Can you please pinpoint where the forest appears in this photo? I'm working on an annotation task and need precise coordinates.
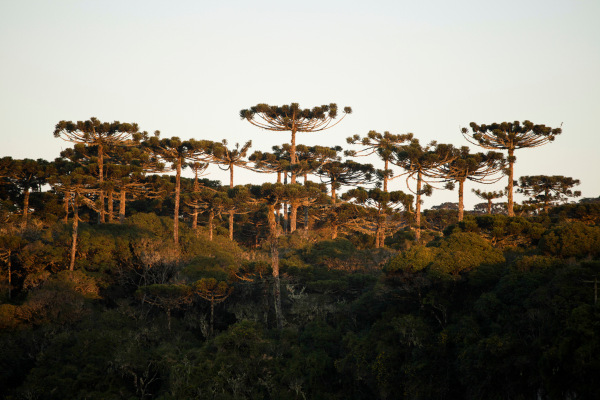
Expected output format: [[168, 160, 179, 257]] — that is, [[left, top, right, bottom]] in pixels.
[[1, 105, 599, 400]]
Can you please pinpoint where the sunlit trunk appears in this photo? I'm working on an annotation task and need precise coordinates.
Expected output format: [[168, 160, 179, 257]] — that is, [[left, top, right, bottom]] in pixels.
[[69, 194, 79, 271], [22, 188, 30, 227], [458, 179, 465, 222], [98, 144, 105, 223], [107, 189, 114, 223], [507, 148, 515, 217], [119, 190, 126, 223], [268, 203, 283, 330], [173, 158, 181, 244], [208, 211, 214, 241], [415, 171, 422, 242]]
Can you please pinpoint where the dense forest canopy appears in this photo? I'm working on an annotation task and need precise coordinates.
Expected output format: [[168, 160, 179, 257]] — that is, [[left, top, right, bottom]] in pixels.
[[0, 113, 599, 400]]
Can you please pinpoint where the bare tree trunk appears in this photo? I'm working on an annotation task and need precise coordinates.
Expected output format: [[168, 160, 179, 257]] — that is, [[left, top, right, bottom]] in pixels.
[[63, 193, 69, 223], [107, 189, 114, 223], [415, 171, 422, 242], [507, 148, 515, 217], [7, 250, 11, 300], [304, 204, 309, 231], [290, 124, 297, 184], [458, 179, 465, 222], [290, 201, 299, 233], [69, 195, 79, 271], [487, 199, 492, 214], [228, 211, 234, 240], [119, 190, 126, 223], [173, 158, 182, 244], [208, 211, 214, 241], [98, 144, 105, 223], [268, 204, 283, 330], [22, 188, 30, 227]]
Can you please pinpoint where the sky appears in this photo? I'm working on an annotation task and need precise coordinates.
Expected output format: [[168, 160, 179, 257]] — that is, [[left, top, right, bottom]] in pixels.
[[1, 0, 599, 209]]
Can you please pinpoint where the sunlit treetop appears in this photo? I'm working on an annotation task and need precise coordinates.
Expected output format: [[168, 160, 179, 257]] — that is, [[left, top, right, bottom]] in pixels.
[[54, 117, 148, 146], [462, 120, 562, 152], [240, 103, 352, 132]]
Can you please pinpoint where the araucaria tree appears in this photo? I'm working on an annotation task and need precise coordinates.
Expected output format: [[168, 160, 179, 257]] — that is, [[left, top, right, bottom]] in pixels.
[[432, 147, 505, 221], [54, 117, 146, 223], [472, 189, 505, 214], [240, 103, 352, 183], [346, 130, 413, 192], [391, 139, 456, 242], [517, 175, 581, 213], [462, 120, 562, 217]]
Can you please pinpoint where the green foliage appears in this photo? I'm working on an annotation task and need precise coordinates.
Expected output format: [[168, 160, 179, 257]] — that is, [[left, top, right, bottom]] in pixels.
[[386, 245, 433, 273], [539, 222, 600, 258], [430, 232, 505, 276]]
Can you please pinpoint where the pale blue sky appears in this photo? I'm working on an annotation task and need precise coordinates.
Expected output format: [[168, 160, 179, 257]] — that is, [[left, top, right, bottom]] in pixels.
[[1, 0, 599, 208]]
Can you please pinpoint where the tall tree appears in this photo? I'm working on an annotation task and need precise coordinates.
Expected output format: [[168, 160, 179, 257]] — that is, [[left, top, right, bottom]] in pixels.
[[240, 103, 352, 183], [432, 147, 505, 221], [144, 135, 206, 243], [200, 139, 252, 240], [343, 188, 413, 248], [54, 117, 147, 223], [346, 131, 413, 192], [462, 120, 562, 216], [0, 158, 49, 227], [193, 278, 233, 336], [391, 139, 456, 242], [472, 189, 505, 214], [517, 175, 581, 213], [314, 159, 375, 204]]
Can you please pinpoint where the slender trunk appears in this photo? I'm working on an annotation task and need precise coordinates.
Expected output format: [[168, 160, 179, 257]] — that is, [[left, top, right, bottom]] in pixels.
[[458, 179, 465, 222], [375, 226, 380, 248], [192, 170, 199, 234], [290, 125, 297, 184], [7, 250, 11, 300], [331, 182, 337, 204], [290, 201, 298, 233], [69, 194, 79, 271], [507, 148, 515, 217], [304, 205, 309, 231], [107, 189, 114, 223], [63, 193, 69, 223], [192, 208, 198, 234], [487, 199, 492, 214], [384, 159, 389, 192], [98, 144, 105, 223], [332, 221, 338, 239], [208, 211, 214, 241], [119, 190, 126, 223], [283, 173, 288, 233], [268, 204, 283, 330], [173, 158, 181, 244], [22, 188, 30, 227], [210, 297, 215, 336], [304, 173, 308, 184], [415, 171, 422, 242], [228, 211, 234, 240]]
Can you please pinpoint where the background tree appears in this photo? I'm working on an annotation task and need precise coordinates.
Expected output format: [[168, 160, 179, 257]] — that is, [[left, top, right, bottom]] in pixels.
[[144, 135, 206, 243], [54, 117, 146, 223], [462, 120, 562, 216], [346, 130, 413, 192], [137, 284, 192, 331], [240, 103, 352, 183], [314, 159, 375, 204], [391, 139, 456, 242], [343, 188, 413, 248], [472, 189, 505, 214], [517, 175, 581, 213], [200, 140, 252, 240], [194, 278, 233, 336], [432, 148, 505, 221], [0, 158, 50, 227], [0, 232, 25, 299]]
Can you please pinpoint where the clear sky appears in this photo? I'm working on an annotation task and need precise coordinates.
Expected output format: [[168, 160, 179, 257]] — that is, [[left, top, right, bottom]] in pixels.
[[1, 0, 599, 209]]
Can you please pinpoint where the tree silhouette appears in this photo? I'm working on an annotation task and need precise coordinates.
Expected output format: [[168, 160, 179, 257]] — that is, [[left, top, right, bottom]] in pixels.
[[194, 278, 233, 336], [517, 175, 581, 213], [462, 120, 562, 216], [240, 103, 351, 183], [314, 159, 375, 204]]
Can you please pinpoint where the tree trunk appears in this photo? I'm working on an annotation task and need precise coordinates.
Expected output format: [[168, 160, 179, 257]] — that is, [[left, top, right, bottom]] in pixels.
[[415, 171, 422, 242], [304, 205, 309, 231], [458, 179, 465, 222], [22, 188, 30, 227], [98, 144, 105, 223], [290, 201, 299, 233], [383, 159, 389, 192], [507, 148, 515, 217], [208, 211, 214, 241], [7, 250, 11, 300], [268, 204, 283, 330], [210, 297, 215, 336], [69, 195, 79, 271], [290, 125, 297, 184], [375, 226, 381, 248], [331, 182, 337, 204], [173, 158, 182, 244], [119, 190, 126, 223], [63, 193, 69, 223], [107, 189, 114, 223], [228, 210, 234, 241], [331, 221, 338, 239], [487, 199, 492, 214]]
